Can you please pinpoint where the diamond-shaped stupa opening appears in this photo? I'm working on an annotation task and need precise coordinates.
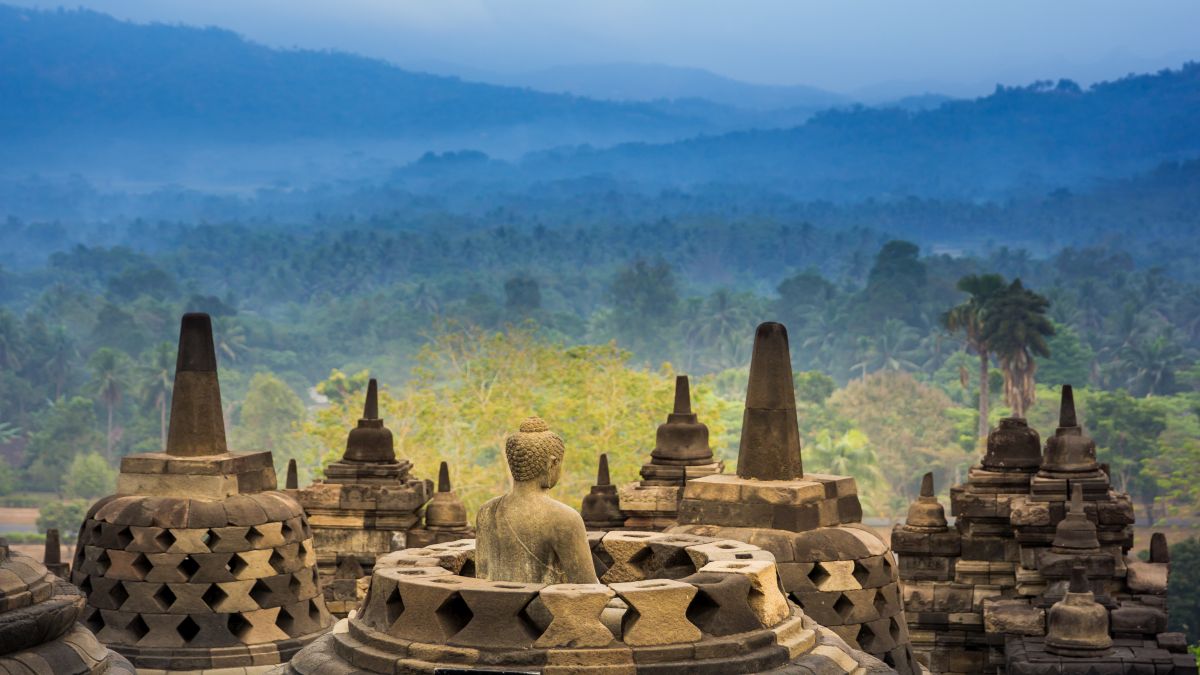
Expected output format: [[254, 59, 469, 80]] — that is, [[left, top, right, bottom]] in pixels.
[[227, 613, 251, 641], [275, 607, 295, 634], [153, 584, 177, 611], [385, 586, 405, 626], [434, 593, 473, 635], [202, 583, 228, 611], [833, 593, 854, 621], [807, 563, 831, 588], [131, 553, 152, 580], [250, 578, 272, 607], [177, 615, 201, 643], [110, 581, 130, 608], [115, 526, 133, 548], [178, 556, 200, 580], [155, 529, 177, 551], [127, 614, 150, 641]]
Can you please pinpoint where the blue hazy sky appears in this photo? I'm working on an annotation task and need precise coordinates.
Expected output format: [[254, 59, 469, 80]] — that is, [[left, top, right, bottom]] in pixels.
[[10, 0, 1200, 95]]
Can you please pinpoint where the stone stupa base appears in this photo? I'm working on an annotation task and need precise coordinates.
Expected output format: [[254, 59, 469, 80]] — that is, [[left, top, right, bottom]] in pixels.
[[668, 474, 920, 674], [278, 533, 896, 674]]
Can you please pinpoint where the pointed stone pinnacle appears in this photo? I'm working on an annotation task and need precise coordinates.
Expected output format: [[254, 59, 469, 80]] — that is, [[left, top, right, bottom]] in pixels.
[[285, 459, 298, 489], [1068, 565, 1089, 594], [597, 453, 611, 486], [920, 472, 935, 498], [44, 529, 61, 565], [673, 375, 692, 414], [176, 313, 218, 372], [1059, 384, 1077, 428], [736, 322, 803, 480], [1149, 532, 1169, 563], [363, 378, 379, 420], [438, 461, 451, 492], [165, 312, 228, 457], [1070, 483, 1083, 512]]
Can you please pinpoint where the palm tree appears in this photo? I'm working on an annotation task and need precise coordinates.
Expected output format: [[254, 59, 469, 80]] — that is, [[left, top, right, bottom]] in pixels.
[[214, 317, 248, 362], [1119, 332, 1184, 397], [942, 274, 1006, 443], [43, 326, 76, 400], [88, 348, 129, 460], [855, 319, 922, 374], [982, 280, 1054, 418], [140, 342, 175, 450]]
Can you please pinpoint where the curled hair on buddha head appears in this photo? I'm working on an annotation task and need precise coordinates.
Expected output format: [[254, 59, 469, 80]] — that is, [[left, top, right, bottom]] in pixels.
[[505, 416, 565, 482]]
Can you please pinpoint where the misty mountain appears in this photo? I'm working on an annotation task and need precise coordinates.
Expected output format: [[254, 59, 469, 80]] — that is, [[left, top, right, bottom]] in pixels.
[[517, 67, 1200, 199], [481, 62, 850, 111], [0, 6, 712, 143]]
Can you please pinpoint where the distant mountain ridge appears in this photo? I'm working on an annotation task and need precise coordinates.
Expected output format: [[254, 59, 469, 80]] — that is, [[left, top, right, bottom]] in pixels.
[[0, 5, 709, 141], [481, 62, 850, 111]]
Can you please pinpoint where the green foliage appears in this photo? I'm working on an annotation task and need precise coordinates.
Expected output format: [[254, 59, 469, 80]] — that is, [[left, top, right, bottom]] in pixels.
[[1039, 322, 1094, 387], [1168, 538, 1200, 643], [23, 397, 103, 492], [1088, 390, 1168, 521], [606, 258, 680, 364], [36, 499, 89, 542], [793, 371, 835, 405], [61, 451, 117, 499], [0, 457, 15, 496], [233, 372, 306, 474]]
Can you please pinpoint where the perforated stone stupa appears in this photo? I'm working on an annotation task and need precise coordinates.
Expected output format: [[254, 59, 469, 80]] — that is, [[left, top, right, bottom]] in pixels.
[[892, 386, 1197, 675], [71, 313, 332, 673], [619, 375, 724, 530], [288, 379, 432, 615], [282, 414, 896, 674], [668, 322, 920, 674], [0, 537, 134, 674]]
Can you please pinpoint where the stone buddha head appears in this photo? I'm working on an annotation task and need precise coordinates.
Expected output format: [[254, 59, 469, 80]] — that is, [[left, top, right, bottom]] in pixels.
[[505, 416, 564, 489]]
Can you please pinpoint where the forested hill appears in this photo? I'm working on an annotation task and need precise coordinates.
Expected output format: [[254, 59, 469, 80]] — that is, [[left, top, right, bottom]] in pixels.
[[0, 5, 705, 141], [521, 65, 1200, 199]]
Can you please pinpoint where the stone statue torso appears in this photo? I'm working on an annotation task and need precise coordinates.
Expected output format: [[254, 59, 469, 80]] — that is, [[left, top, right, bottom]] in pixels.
[[476, 492, 596, 585]]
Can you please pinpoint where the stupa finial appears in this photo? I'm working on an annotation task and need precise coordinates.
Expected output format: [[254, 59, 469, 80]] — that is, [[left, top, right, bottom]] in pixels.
[[165, 313, 228, 457], [920, 472, 935, 498], [597, 453, 611, 486], [363, 378, 379, 420], [736, 322, 803, 480], [673, 375, 692, 415], [285, 459, 299, 489], [438, 461, 452, 493], [1059, 384, 1077, 428]]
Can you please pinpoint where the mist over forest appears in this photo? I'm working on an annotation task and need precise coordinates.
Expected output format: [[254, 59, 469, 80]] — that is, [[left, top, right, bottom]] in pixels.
[[1, 8, 1199, 638]]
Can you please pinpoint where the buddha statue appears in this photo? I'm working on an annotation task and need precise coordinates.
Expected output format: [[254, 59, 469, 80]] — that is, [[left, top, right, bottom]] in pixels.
[[476, 416, 599, 585]]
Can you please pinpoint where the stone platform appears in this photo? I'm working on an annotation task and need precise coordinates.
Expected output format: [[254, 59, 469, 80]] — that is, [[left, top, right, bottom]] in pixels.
[[280, 533, 897, 674]]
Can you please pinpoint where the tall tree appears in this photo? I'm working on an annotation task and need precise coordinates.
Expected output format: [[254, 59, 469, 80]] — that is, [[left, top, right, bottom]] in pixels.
[[942, 274, 1006, 443], [88, 347, 130, 460], [983, 280, 1055, 418], [139, 341, 174, 451]]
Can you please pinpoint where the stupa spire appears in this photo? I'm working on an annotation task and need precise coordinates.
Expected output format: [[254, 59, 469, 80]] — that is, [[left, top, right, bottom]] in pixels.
[[438, 461, 452, 492], [363, 378, 379, 419], [165, 313, 227, 457], [1059, 384, 1078, 428], [342, 378, 396, 463], [597, 453, 611, 486], [673, 375, 691, 415], [286, 458, 299, 489], [736, 322, 803, 480]]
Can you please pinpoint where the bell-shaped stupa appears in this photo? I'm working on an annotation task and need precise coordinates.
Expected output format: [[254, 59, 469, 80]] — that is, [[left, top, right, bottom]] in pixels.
[[581, 453, 624, 530], [72, 313, 332, 672], [288, 378, 432, 616], [668, 322, 920, 673], [619, 375, 724, 530], [407, 462, 474, 547], [0, 537, 134, 673]]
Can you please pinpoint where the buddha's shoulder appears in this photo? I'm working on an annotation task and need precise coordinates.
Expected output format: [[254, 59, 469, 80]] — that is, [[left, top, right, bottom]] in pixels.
[[542, 497, 586, 522], [476, 496, 503, 518]]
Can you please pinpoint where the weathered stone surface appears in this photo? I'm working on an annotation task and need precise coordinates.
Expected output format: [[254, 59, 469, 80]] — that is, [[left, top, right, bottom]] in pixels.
[[736, 322, 804, 481], [600, 531, 659, 583], [698, 559, 789, 626], [449, 581, 544, 648], [534, 583, 615, 648], [611, 579, 702, 646], [476, 417, 597, 585], [679, 571, 764, 636]]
